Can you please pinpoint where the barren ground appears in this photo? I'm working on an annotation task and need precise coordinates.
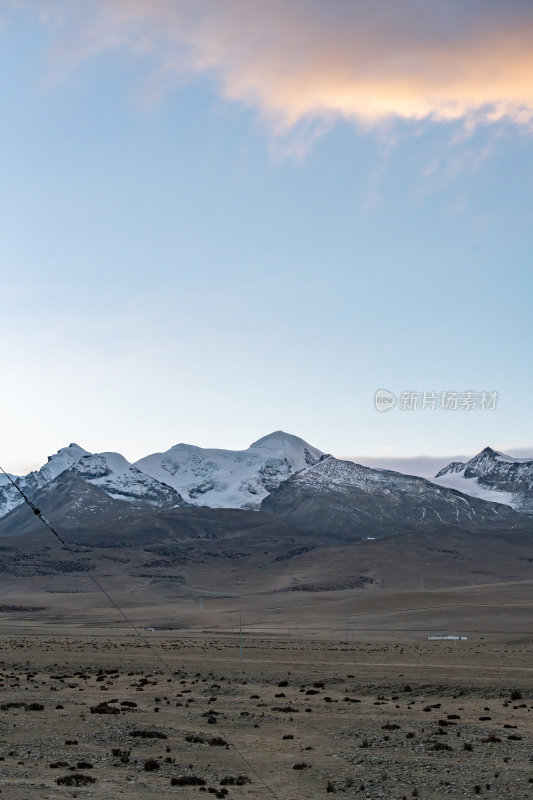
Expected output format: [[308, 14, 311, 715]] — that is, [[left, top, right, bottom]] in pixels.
[[0, 627, 532, 799]]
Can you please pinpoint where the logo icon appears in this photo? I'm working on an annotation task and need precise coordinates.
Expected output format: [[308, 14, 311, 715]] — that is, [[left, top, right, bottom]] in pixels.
[[374, 389, 396, 412]]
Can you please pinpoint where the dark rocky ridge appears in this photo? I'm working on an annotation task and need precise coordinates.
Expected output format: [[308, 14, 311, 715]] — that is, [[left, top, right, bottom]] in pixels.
[[261, 456, 530, 538]]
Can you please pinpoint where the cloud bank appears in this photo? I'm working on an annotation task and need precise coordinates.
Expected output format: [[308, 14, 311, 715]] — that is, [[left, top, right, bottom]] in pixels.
[[15, 0, 533, 131]]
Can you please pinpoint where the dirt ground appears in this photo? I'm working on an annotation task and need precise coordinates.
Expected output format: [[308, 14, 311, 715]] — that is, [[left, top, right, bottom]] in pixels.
[[0, 632, 532, 799]]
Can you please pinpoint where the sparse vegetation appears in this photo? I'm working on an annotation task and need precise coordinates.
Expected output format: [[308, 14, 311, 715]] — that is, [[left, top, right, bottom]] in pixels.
[[431, 741, 453, 751], [185, 733, 206, 743], [111, 748, 131, 763], [209, 736, 228, 747], [220, 774, 251, 785], [130, 729, 167, 739], [25, 702, 44, 711], [56, 773, 96, 786], [90, 701, 120, 715], [0, 633, 530, 800], [171, 775, 206, 786]]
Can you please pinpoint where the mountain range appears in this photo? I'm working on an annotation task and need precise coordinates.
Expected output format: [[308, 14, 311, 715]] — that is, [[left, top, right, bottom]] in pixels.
[[0, 432, 531, 604], [0, 433, 531, 543], [0, 432, 324, 521]]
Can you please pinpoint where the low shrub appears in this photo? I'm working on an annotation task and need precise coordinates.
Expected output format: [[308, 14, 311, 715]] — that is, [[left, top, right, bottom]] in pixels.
[[130, 729, 167, 739], [171, 775, 206, 786], [56, 774, 95, 786], [220, 775, 251, 786]]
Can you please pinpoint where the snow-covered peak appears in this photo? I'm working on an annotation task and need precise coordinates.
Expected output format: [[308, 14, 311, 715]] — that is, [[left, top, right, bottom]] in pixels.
[[465, 447, 503, 474], [48, 442, 89, 460], [70, 452, 186, 507], [436, 446, 533, 479], [21, 443, 90, 488], [250, 430, 324, 464], [432, 446, 533, 512], [0, 442, 91, 520], [468, 446, 533, 464], [40, 443, 91, 484], [135, 431, 324, 509], [479, 446, 500, 456]]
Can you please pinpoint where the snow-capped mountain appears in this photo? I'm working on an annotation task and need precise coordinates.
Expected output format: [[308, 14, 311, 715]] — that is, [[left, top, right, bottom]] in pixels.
[[134, 430, 325, 509], [70, 452, 186, 507], [2, 436, 531, 541], [262, 455, 527, 537], [32, 443, 90, 485], [0, 431, 321, 521], [433, 447, 533, 513], [0, 445, 187, 521], [0, 443, 89, 520]]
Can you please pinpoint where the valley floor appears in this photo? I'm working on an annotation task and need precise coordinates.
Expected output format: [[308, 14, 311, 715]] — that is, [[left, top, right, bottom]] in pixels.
[[0, 632, 532, 799]]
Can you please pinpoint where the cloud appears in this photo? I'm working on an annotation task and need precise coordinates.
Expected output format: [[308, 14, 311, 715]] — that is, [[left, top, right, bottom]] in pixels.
[[346, 446, 533, 477], [343, 455, 469, 479], [15, 0, 533, 132]]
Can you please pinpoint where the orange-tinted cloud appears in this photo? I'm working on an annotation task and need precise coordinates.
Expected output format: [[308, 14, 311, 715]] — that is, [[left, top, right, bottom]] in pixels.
[[22, 0, 533, 131]]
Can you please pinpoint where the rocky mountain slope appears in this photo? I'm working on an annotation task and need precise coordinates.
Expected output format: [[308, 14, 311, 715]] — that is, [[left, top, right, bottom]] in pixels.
[[433, 447, 533, 513], [261, 455, 529, 538]]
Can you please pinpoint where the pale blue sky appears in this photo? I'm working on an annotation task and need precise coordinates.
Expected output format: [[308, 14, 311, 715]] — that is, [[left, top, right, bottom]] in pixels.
[[1, 2, 532, 473]]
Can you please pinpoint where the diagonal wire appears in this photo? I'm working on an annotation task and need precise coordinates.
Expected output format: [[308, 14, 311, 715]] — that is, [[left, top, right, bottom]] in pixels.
[[0, 466, 281, 799]]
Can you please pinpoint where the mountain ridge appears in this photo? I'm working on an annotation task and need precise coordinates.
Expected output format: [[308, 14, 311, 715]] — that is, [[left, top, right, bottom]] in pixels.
[[433, 446, 533, 513], [261, 455, 528, 538], [1, 437, 531, 541]]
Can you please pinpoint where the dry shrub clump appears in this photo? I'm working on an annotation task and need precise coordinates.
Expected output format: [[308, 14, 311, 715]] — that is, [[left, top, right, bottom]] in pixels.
[[56, 773, 96, 786]]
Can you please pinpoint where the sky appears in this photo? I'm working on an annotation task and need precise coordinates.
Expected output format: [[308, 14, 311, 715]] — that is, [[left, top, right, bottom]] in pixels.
[[1, 0, 532, 475]]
